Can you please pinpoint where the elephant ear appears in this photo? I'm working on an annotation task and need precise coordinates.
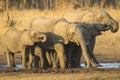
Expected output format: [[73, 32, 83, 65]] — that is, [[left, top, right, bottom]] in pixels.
[[6, 13, 16, 27], [68, 24, 79, 45], [95, 10, 110, 23], [81, 11, 97, 23], [54, 21, 69, 44], [96, 11, 104, 22], [68, 24, 75, 37], [19, 30, 34, 47], [28, 30, 47, 43]]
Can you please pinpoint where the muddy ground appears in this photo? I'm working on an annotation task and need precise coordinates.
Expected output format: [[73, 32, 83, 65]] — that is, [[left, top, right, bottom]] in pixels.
[[0, 68, 120, 80], [0, 53, 120, 80]]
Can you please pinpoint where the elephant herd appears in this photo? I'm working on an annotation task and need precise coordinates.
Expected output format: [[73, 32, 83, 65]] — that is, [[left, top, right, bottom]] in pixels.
[[0, 9, 119, 70]]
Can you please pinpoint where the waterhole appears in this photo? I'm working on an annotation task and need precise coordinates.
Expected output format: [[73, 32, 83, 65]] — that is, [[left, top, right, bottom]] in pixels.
[[0, 63, 120, 70]]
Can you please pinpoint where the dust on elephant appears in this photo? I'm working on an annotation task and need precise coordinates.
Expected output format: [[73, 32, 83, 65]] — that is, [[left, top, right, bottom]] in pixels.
[[28, 17, 98, 69], [0, 27, 46, 69], [61, 9, 119, 66]]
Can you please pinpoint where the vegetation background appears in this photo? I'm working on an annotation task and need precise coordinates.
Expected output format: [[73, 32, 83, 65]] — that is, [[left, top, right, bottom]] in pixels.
[[0, 0, 120, 10]]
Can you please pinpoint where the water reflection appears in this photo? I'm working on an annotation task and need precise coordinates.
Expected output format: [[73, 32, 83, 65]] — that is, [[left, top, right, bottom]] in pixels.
[[81, 63, 120, 68], [0, 63, 120, 70]]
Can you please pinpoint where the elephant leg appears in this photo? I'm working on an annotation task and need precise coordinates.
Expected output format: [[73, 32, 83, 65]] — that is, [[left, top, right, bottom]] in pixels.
[[89, 38, 101, 66], [35, 47, 44, 68], [52, 52, 59, 69], [54, 43, 65, 69], [39, 55, 44, 69], [27, 53, 33, 69], [73, 46, 82, 68], [6, 51, 12, 67], [65, 44, 73, 68], [33, 56, 40, 69], [66, 51, 71, 68], [10, 53, 16, 67], [21, 47, 26, 69], [46, 51, 52, 67], [65, 48, 72, 68], [42, 50, 51, 69]]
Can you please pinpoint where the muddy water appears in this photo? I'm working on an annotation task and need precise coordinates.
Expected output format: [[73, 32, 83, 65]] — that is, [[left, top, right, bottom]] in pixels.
[[0, 63, 120, 70]]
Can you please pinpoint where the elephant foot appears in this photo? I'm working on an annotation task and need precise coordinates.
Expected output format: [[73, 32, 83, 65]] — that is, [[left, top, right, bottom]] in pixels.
[[7, 65, 12, 68], [96, 64, 102, 67], [12, 64, 16, 67], [92, 63, 102, 67], [52, 66, 58, 69], [60, 66, 65, 70], [22, 66, 27, 70], [90, 60, 101, 68], [79, 66, 82, 68], [28, 66, 32, 70]]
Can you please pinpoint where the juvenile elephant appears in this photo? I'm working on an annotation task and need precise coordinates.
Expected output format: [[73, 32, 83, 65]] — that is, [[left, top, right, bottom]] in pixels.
[[26, 45, 45, 69], [1, 27, 46, 69], [62, 9, 119, 66], [28, 17, 98, 69]]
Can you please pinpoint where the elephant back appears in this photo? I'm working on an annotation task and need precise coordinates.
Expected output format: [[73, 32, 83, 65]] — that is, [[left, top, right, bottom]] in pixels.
[[0, 26, 10, 39]]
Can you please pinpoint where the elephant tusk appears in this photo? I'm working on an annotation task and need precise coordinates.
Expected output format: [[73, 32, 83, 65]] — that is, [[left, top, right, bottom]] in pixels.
[[76, 42, 79, 46], [75, 38, 79, 46]]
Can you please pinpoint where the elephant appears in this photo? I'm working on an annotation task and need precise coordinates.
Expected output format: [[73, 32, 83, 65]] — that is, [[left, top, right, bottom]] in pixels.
[[61, 9, 119, 67], [27, 17, 99, 69], [65, 22, 111, 68], [30, 47, 57, 69], [26, 45, 45, 69], [0, 27, 46, 69]]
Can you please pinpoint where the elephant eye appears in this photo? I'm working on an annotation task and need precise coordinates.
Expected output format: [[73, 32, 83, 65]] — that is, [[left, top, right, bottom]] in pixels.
[[72, 32, 75, 36]]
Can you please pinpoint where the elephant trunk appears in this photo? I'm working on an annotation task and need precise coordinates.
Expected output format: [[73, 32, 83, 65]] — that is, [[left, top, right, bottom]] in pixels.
[[110, 20, 119, 33], [39, 34, 47, 42]]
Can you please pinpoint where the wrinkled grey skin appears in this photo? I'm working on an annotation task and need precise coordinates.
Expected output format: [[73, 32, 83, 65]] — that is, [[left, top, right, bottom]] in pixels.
[[28, 17, 98, 69], [1, 27, 46, 69], [65, 22, 111, 68], [62, 9, 119, 67]]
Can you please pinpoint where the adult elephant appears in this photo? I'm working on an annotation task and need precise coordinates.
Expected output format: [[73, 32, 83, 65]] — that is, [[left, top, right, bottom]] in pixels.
[[0, 27, 46, 69], [28, 17, 98, 69], [65, 22, 111, 68], [61, 9, 119, 67]]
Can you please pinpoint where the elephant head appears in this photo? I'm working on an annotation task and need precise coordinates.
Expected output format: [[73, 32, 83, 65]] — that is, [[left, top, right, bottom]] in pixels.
[[54, 20, 93, 45], [66, 23, 84, 45], [29, 31, 46, 43], [20, 30, 46, 46], [54, 21, 87, 46], [62, 9, 119, 33], [84, 23, 111, 36], [81, 10, 119, 33]]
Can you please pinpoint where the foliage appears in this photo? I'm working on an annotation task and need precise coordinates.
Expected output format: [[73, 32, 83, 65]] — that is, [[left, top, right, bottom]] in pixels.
[[0, 0, 120, 12]]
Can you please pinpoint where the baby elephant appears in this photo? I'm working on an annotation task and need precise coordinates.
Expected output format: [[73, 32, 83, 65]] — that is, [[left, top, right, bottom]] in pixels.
[[1, 27, 46, 69], [27, 45, 44, 69]]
